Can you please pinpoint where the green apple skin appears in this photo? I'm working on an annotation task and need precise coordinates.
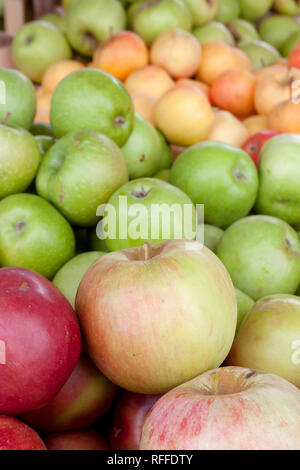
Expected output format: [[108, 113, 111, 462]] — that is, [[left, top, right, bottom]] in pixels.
[[0, 69, 36, 130], [203, 224, 224, 253], [65, 0, 126, 56], [274, 0, 300, 15], [88, 230, 109, 252], [170, 142, 258, 229], [281, 31, 300, 57], [193, 21, 235, 46], [259, 15, 300, 51], [104, 178, 196, 251], [63, 0, 77, 9], [217, 215, 300, 301], [256, 134, 300, 226], [50, 69, 134, 146], [34, 135, 55, 156], [0, 193, 75, 279], [238, 0, 274, 21], [0, 125, 41, 200], [36, 130, 128, 227], [41, 13, 66, 32], [240, 40, 280, 70], [154, 169, 171, 182], [182, 0, 219, 27], [234, 287, 254, 335], [121, 114, 162, 179], [12, 21, 72, 83], [53, 251, 106, 307], [0, 0, 3, 17], [227, 19, 259, 46], [132, 0, 192, 46], [227, 294, 300, 388], [30, 122, 54, 137], [216, 0, 240, 23], [156, 130, 172, 171]]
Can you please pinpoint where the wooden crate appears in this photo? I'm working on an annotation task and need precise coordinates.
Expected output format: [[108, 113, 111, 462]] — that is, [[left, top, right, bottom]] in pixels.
[[4, 0, 59, 36]]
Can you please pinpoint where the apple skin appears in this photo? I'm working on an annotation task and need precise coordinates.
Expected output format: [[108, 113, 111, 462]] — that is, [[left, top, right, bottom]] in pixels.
[[256, 134, 300, 225], [154, 169, 171, 182], [216, 215, 300, 301], [0, 416, 46, 450], [216, 0, 240, 23], [34, 135, 55, 156], [182, 0, 219, 27], [0, 266, 81, 415], [282, 31, 300, 57], [156, 130, 172, 171], [170, 142, 258, 229], [50, 68, 134, 146], [76, 239, 237, 394], [192, 21, 235, 46], [274, 0, 300, 15], [0, 68, 36, 130], [288, 42, 300, 68], [227, 18, 259, 46], [242, 130, 282, 166], [234, 287, 254, 335], [240, 40, 280, 70], [203, 224, 224, 253], [227, 295, 300, 388], [0, 193, 75, 279], [140, 366, 300, 450], [36, 129, 128, 227], [0, 125, 41, 200], [21, 354, 118, 432], [65, 0, 126, 56], [45, 430, 109, 450], [259, 15, 300, 51], [110, 391, 161, 450], [238, 0, 274, 21], [12, 21, 72, 83]]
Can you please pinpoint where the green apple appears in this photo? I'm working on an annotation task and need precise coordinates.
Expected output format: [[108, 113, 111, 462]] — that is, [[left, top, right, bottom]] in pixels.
[[240, 40, 280, 70], [0, 0, 3, 17], [132, 0, 192, 46], [50, 68, 134, 145], [156, 130, 172, 171], [0, 69, 36, 130], [154, 169, 171, 182], [281, 31, 300, 57], [36, 130, 128, 227], [121, 113, 162, 179], [41, 13, 65, 32], [227, 294, 300, 388], [216, 0, 240, 23], [30, 122, 54, 137], [259, 15, 300, 51], [88, 230, 109, 252], [193, 21, 235, 46], [63, 0, 77, 9], [53, 251, 106, 307], [12, 21, 72, 83], [203, 224, 224, 253], [182, 0, 219, 27], [0, 125, 40, 200], [256, 134, 300, 226], [217, 215, 300, 300], [103, 177, 196, 251], [34, 135, 55, 156], [227, 19, 259, 46], [238, 0, 274, 21], [0, 193, 75, 279], [235, 287, 254, 335], [274, 0, 300, 15], [65, 0, 126, 56], [170, 142, 258, 229]]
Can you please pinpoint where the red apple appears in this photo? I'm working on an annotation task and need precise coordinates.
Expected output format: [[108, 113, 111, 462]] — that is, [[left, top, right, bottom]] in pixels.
[[110, 391, 161, 450], [45, 430, 110, 450], [0, 267, 81, 415], [0, 416, 46, 450], [288, 43, 300, 69], [21, 354, 118, 432], [242, 130, 281, 166], [140, 367, 300, 450]]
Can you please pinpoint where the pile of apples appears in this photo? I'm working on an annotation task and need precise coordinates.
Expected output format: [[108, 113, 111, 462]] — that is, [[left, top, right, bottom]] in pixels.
[[0, 0, 300, 451]]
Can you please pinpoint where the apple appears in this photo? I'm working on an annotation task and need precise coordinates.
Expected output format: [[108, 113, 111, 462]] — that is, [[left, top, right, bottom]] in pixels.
[[121, 114, 162, 179], [103, 177, 196, 251], [240, 40, 280, 70], [153, 169, 171, 182], [63, 0, 77, 9], [0, 125, 40, 200], [203, 224, 224, 253], [207, 110, 249, 148], [182, 0, 219, 27], [274, 0, 300, 15], [281, 31, 300, 57], [125, 65, 175, 99], [65, 0, 126, 56], [268, 98, 300, 133], [0, 416, 46, 450], [216, 215, 300, 300], [258, 15, 300, 51], [243, 115, 268, 136], [41, 60, 85, 94], [216, 0, 240, 23], [227, 18, 259, 46], [36, 129, 128, 227], [41, 12, 65, 32], [170, 142, 258, 228], [50, 68, 134, 146], [0, 68, 36, 130], [256, 134, 300, 225], [88, 230, 109, 253], [30, 122, 54, 137], [0, 266, 81, 415], [12, 20, 72, 83], [176, 78, 212, 103], [0, 193, 75, 279], [235, 287, 254, 335], [192, 21, 235, 46], [288, 42, 300, 68], [140, 366, 300, 450], [110, 391, 160, 450], [21, 354, 118, 432], [242, 130, 282, 166], [34, 135, 55, 156], [131, 0, 192, 46], [76, 239, 237, 394], [53, 252, 106, 307], [238, 0, 274, 21], [45, 430, 109, 450], [156, 130, 172, 170]]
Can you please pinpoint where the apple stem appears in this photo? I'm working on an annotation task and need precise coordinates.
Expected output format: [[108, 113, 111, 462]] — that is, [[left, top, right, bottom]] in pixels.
[[141, 242, 151, 261], [212, 373, 219, 395], [2, 112, 11, 126]]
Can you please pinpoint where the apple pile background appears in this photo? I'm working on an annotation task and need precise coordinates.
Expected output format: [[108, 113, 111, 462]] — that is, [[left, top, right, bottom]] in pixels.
[[0, 0, 300, 451]]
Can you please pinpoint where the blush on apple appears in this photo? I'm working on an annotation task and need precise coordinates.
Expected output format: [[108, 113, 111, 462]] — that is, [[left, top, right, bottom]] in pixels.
[[242, 130, 282, 166], [0, 416, 46, 450]]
